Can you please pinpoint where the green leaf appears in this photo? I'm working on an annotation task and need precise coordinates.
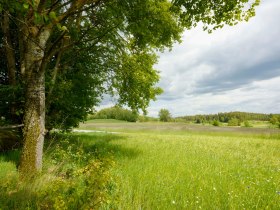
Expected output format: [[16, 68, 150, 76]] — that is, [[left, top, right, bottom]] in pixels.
[[43, 14, 49, 23], [61, 26, 68, 31], [49, 11, 57, 20], [23, 3, 29, 9], [34, 12, 43, 24], [56, 23, 62, 30]]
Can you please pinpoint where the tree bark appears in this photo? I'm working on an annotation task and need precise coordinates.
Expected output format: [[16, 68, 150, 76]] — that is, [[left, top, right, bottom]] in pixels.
[[19, 27, 51, 175]]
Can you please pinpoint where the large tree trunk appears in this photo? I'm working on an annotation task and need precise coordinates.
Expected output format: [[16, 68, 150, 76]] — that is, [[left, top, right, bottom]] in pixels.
[[19, 27, 51, 175], [19, 70, 45, 175]]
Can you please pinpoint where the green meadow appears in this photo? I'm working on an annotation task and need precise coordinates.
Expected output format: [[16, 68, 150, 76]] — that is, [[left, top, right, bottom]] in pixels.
[[1, 120, 280, 209], [78, 120, 280, 209]]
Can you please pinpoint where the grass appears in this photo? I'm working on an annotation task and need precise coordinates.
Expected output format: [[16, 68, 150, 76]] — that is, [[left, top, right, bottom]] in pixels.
[[1, 120, 279, 209], [0, 133, 118, 209], [110, 132, 280, 209], [79, 120, 280, 209]]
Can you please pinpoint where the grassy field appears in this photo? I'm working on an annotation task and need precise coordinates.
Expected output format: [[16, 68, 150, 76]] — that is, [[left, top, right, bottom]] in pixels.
[[78, 120, 280, 209], [1, 120, 279, 209]]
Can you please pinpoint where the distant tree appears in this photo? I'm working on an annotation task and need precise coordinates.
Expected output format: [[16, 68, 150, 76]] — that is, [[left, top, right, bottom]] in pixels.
[[159, 109, 172, 122], [228, 118, 240, 126], [94, 106, 138, 122], [183, 112, 271, 123], [195, 119, 202, 124], [243, 121, 252, 127], [212, 120, 220, 126], [270, 116, 279, 125]]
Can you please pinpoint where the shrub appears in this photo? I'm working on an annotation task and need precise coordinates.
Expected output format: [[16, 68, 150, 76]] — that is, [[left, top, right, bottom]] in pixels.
[[228, 118, 240, 126], [159, 109, 172, 122], [0, 129, 22, 151], [93, 106, 138, 122], [243, 121, 252, 127], [269, 116, 279, 125], [195, 119, 201, 124], [0, 135, 118, 209], [212, 120, 220, 126]]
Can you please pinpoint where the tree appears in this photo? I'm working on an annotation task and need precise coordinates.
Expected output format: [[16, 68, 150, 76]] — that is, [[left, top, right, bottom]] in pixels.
[[0, 0, 260, 175], [270, 116, 279, 125], [243, 121, 252, 127], [93, 106, 138, 122], [212, 120, 220, 126], [159, 109, 172, 122], [228, 118, 240, 126]]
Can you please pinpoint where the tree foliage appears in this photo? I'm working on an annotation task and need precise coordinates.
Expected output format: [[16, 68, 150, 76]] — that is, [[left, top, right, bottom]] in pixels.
[[92, 106, 138, 122], [0, 0, 260, 174], [212, 120, 220, 127], [182, 112, 273, 124], [159, 109, 172, 122], [227, 118, 240, 126]]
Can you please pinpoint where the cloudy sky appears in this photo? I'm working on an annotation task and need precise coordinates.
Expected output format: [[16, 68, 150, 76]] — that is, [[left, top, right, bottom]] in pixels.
[[146, 0, 280, 117], [100, 0, 280, 117]]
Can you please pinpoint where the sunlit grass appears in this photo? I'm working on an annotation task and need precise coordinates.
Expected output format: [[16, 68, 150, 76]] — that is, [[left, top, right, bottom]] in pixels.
[[1, 121, 279, 209], [78, 121, 280, 209], [107, 132, 280, 209], [0, 133, 118, 209]]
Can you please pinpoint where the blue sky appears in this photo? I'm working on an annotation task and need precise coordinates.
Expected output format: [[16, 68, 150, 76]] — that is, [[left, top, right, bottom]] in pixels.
[[100, 0, 280, 117]]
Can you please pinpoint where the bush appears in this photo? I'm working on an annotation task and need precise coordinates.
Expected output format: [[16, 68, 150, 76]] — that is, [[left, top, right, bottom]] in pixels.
[[228, 118, 240, 126], [0, 135, 118, 209], [158, 109, 172, 122], [243, 121, 252, 127], [269, 116, 279, 125], [0, 128, 22, 152], [212, 120, 220, 126], [93, 106, 138, 122]]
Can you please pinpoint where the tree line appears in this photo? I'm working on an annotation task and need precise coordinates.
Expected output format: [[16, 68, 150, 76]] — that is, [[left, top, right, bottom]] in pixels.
[[180, 112, 280, 124], [89, 106, 138, 122]]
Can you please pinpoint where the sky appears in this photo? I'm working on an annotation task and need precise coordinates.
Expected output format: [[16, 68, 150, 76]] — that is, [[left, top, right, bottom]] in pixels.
[[101, 0, 280, 117], [147, 0, 280, 117]]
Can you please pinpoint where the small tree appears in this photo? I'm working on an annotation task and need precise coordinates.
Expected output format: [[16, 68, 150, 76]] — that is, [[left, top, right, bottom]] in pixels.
[[159, 109, 171, 122], [270, 116, 279, 125], [212, 120, 220, 126], [244, 121, 252, 127], [228, 118, 240, 126], [195, 118, 202, 124]]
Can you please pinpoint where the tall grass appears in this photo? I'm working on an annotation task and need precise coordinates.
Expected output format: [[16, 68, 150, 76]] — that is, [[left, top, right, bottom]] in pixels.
[[78, 121, 280, 209], [1, 121, 279, 209], [0, 133, 118, 209], [109, 132, 280, 209]]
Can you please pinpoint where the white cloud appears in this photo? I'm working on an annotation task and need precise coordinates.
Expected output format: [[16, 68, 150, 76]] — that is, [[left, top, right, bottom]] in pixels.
[[148, 76, 280, 117], [148, 0, 280, 117]]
